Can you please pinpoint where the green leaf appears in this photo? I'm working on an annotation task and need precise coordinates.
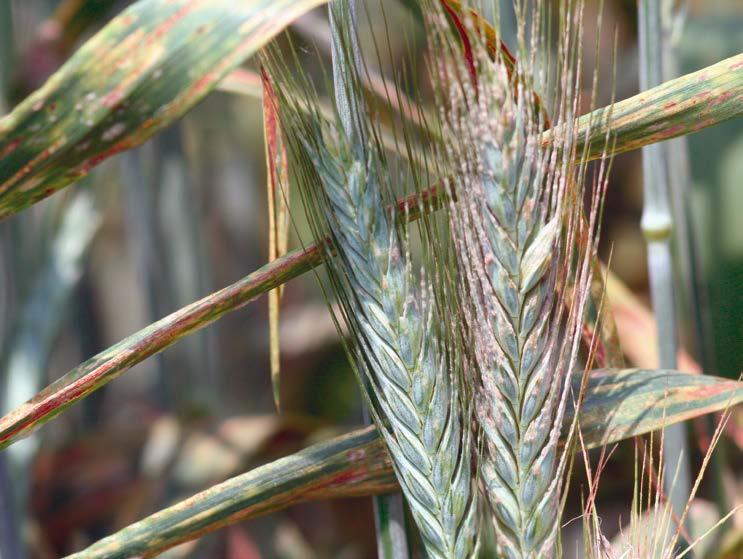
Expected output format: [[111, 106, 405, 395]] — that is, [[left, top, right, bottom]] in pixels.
[[67, 369, 742, 558], [66, 426, 395, 559], [0, 0, 327, 220], [262, 67, 290, 412], [0, 176, 708, 451], [565, 53, 743, 161], [574, 368, 743, 447]]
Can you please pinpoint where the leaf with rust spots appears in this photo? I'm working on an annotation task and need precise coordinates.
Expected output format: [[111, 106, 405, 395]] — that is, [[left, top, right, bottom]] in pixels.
[[68, 369, 741, 558], [0, 0, 328, 220]]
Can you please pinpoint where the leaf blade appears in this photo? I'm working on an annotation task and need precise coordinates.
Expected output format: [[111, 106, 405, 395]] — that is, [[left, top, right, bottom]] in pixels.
[[261, 66, 290, 411], [67, 369, 743, 558], [564, 53, 743, 160], [0, 244, 324, 449], [66, 426, 396, 559], [575, 368, 741, 447], [0, 0, 327, 220]]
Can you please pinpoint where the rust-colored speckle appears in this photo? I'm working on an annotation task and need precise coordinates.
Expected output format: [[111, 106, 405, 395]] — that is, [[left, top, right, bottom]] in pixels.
[[659, 124, 685, 139], [730, 58, 743, 71], [693, 117, 717, 131], [708, 91, 733, 108], [347, 449, 366, 462], [147, 4, 197, 45], [0, 138, 21, 159], [102, 122, 127, 142], [190, 71, 217, 97], [102, 89, 126, 109], [80, 141, 128, 174], [32, 100, 44, 112], [329, 470, 365, 487], [11, 138, 65, 193]]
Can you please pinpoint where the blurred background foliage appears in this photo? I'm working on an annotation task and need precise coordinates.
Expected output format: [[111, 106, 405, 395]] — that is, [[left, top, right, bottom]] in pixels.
[[0, 0, 741, 557]]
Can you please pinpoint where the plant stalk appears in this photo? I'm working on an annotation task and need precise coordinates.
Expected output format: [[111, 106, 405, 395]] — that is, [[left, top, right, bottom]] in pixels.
[[638, 0, 693, 548], [659, 0, 730, 519]]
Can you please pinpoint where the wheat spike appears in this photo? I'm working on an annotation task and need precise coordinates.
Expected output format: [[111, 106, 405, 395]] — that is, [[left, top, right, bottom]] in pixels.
[[309, 145, 476, 559], [427, 1, 605, 557], [264, 3, 478, 556]]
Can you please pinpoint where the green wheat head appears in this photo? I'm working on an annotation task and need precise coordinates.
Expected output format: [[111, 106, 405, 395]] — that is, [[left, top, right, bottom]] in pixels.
[[264, 2, 478, 557], [426, 1, 607, 557]]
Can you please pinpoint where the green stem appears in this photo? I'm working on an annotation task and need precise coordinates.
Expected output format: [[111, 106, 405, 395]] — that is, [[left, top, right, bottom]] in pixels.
[[638, 0, 693, 549], [659, 0, 730, 521]]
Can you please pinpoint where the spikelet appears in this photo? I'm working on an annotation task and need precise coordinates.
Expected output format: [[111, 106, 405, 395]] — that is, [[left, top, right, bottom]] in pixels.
[[426, 1, 606, 557], [264, 2, 478, 557]]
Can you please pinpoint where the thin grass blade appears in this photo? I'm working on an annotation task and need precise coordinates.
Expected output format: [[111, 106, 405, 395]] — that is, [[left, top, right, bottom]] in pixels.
[[261, 66, 290, 411], [0, 243, 323, 450]]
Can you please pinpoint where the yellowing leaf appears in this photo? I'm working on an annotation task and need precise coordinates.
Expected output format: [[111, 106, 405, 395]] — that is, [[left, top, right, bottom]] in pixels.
[[261, 66, 290, 411]]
